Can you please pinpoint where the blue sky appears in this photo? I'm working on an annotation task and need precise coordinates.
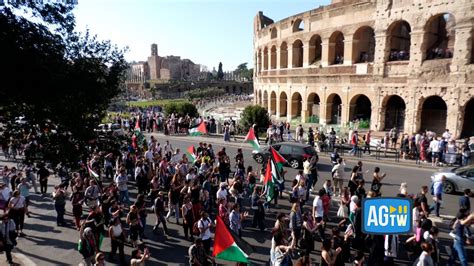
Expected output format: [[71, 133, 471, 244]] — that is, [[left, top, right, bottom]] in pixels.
[[74, 0, 330, 71]]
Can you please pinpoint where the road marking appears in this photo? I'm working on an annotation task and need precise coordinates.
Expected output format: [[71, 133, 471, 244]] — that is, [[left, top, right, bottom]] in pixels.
[[12, 252, 36, 266]]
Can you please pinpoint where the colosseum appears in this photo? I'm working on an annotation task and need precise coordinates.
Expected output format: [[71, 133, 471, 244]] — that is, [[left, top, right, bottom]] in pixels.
[[253, 0, 474, 138]]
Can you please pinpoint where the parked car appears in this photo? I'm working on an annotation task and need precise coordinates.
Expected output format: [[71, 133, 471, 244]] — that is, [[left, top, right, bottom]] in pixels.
[[252, 142, 317, 169], [95, 123, 125, 137], [431, 165, 474, 194]]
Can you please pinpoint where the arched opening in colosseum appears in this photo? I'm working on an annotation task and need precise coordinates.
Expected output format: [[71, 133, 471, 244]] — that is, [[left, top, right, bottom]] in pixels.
[[270, 46, 277, 69], [423, 13, 455, 61], [461, 98, 474, 138], [329, 31, 344, 65], [271, 27, 278, 39], [387, 20, 411, 61], [292, 18, 304, 32], [420, 96, 447, 134], [280, 42, 288, 68], [291, 92, 303, 119], [309, 35, 322, 65], [263, 47, 269, 70], [257, 50, 262, 73], [353, 26, 375, 63], [307, 93, 320, 119], [383, 95, 406, 131], [263, 91, 269, 110], [349, 95, 372, 122], [270, 91, 277, 115], [292, 40, 304, 68], [279, 92, 288, 117], [326, 93, 342, 124]]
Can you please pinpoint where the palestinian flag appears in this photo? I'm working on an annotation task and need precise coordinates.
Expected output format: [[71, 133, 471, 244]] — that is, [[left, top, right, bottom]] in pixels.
[[188, 121, 207, 136], [134, 117, 140, 131], [244, 127, 260, 151], [186, 145, 197, 163], [87, 163, 100, 183], [270, 146, 287, 172], [213, 215, 252, 263], [263, 159, 274, 202]]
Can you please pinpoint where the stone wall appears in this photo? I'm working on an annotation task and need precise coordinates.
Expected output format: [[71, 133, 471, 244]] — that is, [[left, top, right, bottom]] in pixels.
[[253, 0, 474, 137]]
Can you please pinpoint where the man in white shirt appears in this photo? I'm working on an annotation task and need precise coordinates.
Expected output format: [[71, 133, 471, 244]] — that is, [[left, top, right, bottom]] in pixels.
[[216, 182, 228, 201], [115, 168, 130, 205], [197, 211, 214, 255], [185, 168, 197, 182], [442, 129, 451, 140], [312, 189, 325, 240], [331, 158, 345, 197], [429, 138, 440, 167], [164, 140, 173, 154]]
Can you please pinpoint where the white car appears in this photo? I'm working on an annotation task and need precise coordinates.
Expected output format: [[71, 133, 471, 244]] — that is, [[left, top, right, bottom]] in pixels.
[[431, 165, 474, 194]]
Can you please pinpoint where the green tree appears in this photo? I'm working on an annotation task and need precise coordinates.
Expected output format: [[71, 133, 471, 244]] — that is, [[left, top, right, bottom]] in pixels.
[[164, 102, 198, 118], [234, 62, 253, 81], [217, 62, 224, 80], [0, 3, 128, 166], [240, 105, 270, 132]]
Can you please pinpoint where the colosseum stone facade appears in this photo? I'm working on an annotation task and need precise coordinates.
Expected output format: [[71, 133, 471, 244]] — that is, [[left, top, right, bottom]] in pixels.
[[253, 0, 474, 138]]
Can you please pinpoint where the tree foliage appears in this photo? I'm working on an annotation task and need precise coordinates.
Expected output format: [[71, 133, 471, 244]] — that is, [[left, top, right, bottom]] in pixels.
[[240, 105, 270, 132], [164, 102, 199, 118], [0, 3, 128, 166], [234, 63, 253, 81], [217, 62, 224, 80]]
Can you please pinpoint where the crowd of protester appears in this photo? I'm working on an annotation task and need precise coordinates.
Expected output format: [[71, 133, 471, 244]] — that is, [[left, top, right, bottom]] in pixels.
[[0, 114, 473, 265]]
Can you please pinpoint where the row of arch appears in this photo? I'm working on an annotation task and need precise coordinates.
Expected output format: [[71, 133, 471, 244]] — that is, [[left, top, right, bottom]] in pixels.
[[258, 13, 460, 70], [257, 90, 474, 137]]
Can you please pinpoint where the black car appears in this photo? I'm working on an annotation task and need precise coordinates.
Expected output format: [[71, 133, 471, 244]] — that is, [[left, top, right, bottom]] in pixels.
[[252, 142, 317, 169]]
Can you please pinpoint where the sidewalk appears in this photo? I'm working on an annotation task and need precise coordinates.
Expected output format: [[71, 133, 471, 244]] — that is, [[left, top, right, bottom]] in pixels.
[[148, 132, 439, 170]]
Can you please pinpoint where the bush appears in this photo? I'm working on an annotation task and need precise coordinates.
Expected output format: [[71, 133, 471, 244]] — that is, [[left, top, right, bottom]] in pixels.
[[240, 105, 270, 132], [164, 102, 198, 117], [358, 119, 370, 129], [187, 87, 226, 99]]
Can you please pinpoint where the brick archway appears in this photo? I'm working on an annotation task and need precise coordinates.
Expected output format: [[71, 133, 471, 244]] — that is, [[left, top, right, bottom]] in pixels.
[[461, 97, 474, 138], [326, 93, 342, 124]]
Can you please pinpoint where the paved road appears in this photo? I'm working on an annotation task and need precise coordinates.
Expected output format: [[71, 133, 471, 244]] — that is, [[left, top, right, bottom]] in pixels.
[[1, 133, 472, 266]]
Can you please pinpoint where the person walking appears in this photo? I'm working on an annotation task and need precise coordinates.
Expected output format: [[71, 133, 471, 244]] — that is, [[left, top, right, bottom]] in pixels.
[[331, 158, 344, 197], [152, 191, 169, 236], [108, 217, 126, 265], [0, 213, 17, 266], [37, 164, 50, 194], [8, 190, 26, 236], [53, 184, 67, 226], [431, 175, 445, 217], [363, 130, 372, 155]]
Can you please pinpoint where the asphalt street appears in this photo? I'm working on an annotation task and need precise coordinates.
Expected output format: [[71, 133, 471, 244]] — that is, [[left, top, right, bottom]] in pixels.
[[1, 133, 472, 266]]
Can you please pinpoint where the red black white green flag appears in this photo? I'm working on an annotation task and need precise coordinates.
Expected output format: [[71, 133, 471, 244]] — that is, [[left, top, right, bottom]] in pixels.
[[186, 145, 197, 163], [270, 146, 287, 172], [188, 121, 207, 136], [244, 127, 260, 151], [213, 215, 252, 263]]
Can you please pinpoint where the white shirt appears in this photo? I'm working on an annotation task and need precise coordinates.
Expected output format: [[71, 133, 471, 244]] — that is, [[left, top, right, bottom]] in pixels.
[[303, 161, 310, 175], [186, 173, 196, 182], [197, 217, 212, 240], [217, 188, 228, 200], [0, 187, 12, 202], [331, 164, 344, 179], [145, 150, 154, 162], [313, 196, 323, 218], [429, 140, 440, 152]]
